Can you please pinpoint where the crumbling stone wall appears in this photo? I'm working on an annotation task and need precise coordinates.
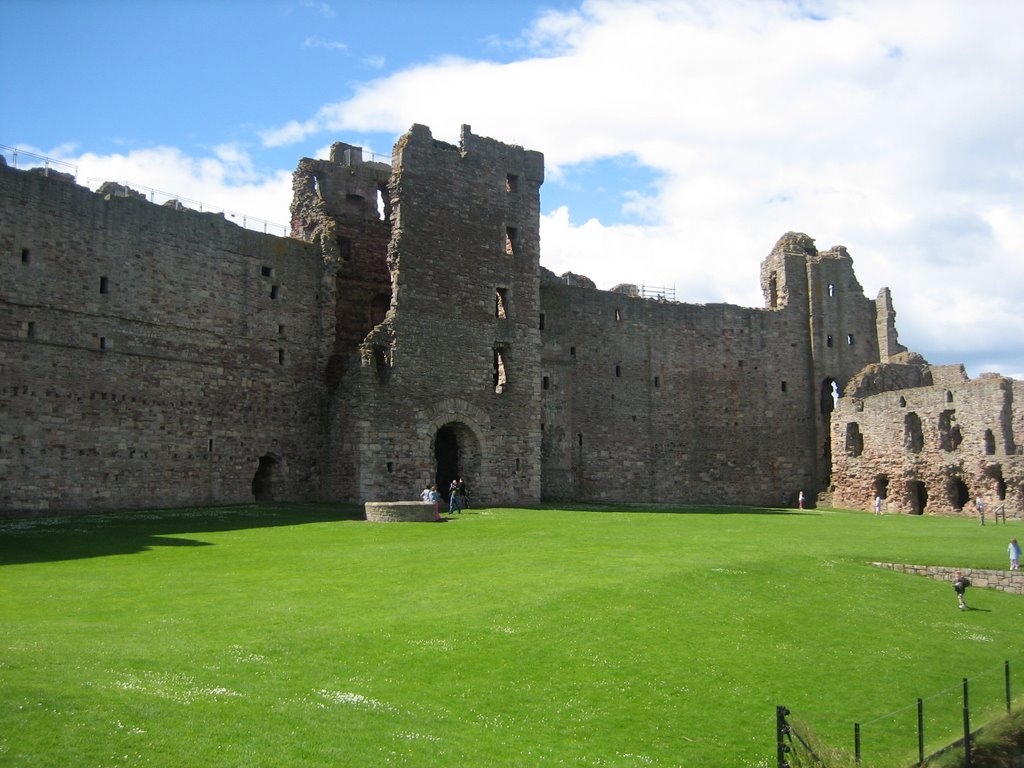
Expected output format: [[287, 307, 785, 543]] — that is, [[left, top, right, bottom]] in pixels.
[[0, 166, 325, 513], [831, 365, 1024, 516]]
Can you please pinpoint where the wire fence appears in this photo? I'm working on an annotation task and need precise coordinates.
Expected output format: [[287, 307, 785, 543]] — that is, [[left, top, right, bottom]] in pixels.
[[778, 659, 1020, 767], [1, 144, 289, 237]]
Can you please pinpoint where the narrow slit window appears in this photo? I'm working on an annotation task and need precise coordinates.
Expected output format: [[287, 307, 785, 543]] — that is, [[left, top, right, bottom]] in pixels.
[[493, 348, 508, 394], [278, 349, 286, 365], [570, 346, 576, 357], [270, 285, 280, 299], [506, 174, 519, 193], [847, 334, 854, 346], [25, 321, 36, 339], [615, 365, 622, 377], [781, 381, 787, 392], [495, 287, 509, 319], [654, 376, 660, 388], [505, 227, 517, 255], [21, 248, 31, 264], [538, 313, 545, 330], [615, 308, 621, 321], [99, 276, 109, 294], [828, 283, 835, 297], [542, 376, 550, 390], [826, 334, 833, 348]]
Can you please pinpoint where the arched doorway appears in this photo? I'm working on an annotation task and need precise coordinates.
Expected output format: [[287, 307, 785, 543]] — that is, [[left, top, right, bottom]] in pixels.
[[907, 479, 927, 515], [252, 453, 280, 501], [950, 478, 970, 511], [432, 422, 482, 502]]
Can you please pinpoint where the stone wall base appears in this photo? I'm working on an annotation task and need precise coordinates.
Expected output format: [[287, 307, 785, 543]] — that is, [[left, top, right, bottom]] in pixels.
[[873, 562, 1024, 596]]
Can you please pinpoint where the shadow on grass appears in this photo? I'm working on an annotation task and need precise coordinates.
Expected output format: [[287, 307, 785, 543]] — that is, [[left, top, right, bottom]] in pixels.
[[0, 502, 365, 566]]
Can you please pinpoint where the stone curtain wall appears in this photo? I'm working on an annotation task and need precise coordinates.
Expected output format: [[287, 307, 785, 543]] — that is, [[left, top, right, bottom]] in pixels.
[[0, 166, 325, 513], [873, 562, 1024, 597]]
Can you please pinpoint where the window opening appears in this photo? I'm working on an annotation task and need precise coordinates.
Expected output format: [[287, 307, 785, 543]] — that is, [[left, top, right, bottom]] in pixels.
[[768, 272, 778, 308], [21, 248, 30, 264], [386, 461, 393, 473], [654, 376, 660, 388], [98, 336, 109, 351], [338, 237, 352, 261], [615, 365, 621, 378], [278, 349, 285, 365], [493, 348, 508, 394], [828, 283, 835, 297], [208, 438, 215, 452], [578, 433, 583, 447], [543, 376, 550, 390], [495, 288, 509, 319], [252, 454, 279, 501], [904, 412, 924, 453], [538, 313, 545, 330], [781, 381, 787, 392], [945, 390, 953, 403], [907, 479, 927, 515], [847, 334, 854, 345], [270, 285, 280, 299], [570, 346, 576, 357], [845, 422, 864, 457], [99, 276, 109, 294], [984, 429, 996, 455], [25, 321, 35, 339], [826, 334, 833, 348], [261, 265, 274, 278], [506, 174, 519, 192], [505, 227, 517, 255], [615, 308, 621, 321], [938, 410, 961, 451], [278, 324, 286, 335], [899, 396, 906, 407]]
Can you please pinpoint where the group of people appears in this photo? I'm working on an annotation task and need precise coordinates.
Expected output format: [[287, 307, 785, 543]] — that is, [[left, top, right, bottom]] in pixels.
[[419, 478, 469, 521]]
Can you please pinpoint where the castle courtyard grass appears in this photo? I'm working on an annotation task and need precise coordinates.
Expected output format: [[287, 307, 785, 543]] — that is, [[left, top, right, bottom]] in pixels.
[[1, 504, 1022, 767]]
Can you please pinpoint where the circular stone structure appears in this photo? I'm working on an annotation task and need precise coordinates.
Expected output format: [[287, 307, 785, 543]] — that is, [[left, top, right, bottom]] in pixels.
[[364, 501, 438, 522]]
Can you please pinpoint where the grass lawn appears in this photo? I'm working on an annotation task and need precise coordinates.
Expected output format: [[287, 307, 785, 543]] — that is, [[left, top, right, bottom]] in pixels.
[[1, 503, 1022, 767]]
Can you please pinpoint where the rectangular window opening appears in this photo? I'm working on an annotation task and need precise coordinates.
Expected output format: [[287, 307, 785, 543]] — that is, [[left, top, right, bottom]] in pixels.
[[261, 265, 274, 278], [25, 321, 36, 339], [338, 237, 352, 261], [21, 248, 31, 264], [543, 375, 550, 390], [278, 349, 286, 365], [615, 365, 622, 377], [615, 308, 621, 321], [386, 461, 394, 473], [538, 313, 545, 330], [278, 324, 286, 335], [781, 381, 788, 392], [506, 174, 519, 193], [847, 333, 855, 345], [570, 346, 576, 357], [654, 376, 660, 388], [270, 285, 280, 299], [208, 438, 215, 452], [99, 276, 109, 294]]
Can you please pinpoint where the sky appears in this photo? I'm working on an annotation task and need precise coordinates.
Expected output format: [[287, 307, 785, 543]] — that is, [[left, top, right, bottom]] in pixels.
[[3, 0, 1023, 379]]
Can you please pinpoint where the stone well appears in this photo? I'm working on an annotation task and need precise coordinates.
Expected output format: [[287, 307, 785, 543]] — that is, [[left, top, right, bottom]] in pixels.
[[364, 501, 438, 522]]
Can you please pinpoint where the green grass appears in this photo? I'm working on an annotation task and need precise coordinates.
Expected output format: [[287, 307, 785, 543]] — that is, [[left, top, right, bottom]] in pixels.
[[1, 504, 1022, 767]]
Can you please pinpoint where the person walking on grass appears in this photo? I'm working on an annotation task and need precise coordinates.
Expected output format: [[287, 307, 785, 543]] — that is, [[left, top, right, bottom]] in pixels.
[[953, 569, 970, 610], [1009, 538, 1021, 571]]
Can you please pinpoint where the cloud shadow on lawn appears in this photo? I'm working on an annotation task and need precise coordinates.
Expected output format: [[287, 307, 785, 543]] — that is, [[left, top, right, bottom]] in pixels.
[[0, 502, 365, 566]]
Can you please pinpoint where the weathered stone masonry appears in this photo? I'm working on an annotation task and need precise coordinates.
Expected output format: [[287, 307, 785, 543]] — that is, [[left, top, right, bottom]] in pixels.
[[2, 124, 1020, 515]]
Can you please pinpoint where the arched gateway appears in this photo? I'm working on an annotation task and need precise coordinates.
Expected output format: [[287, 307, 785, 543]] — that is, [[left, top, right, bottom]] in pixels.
[[433, 421, 481, 499]]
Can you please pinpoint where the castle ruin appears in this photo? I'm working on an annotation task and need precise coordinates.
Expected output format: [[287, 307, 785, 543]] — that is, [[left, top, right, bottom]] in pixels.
[[2, 124, 1021, 516]]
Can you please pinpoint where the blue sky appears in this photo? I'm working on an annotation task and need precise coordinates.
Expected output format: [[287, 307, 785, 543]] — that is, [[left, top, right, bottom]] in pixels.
[[4, 0, 1024, 380]]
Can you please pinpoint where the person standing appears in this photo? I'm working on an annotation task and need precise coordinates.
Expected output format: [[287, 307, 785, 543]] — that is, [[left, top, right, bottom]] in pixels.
[[448, 479, 461, 514], [428, 485, 441, 521], [457, 477, 468, 510], [976, 497, 986, 526], [1009, 538, 1021, 570], [874, 495, 883, 515], [953, 569, 970, 610], [798, 490, 805, 509]]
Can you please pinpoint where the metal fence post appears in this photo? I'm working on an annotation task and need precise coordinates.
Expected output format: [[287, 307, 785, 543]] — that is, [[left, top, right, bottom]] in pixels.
[[854, 721, 861, 764], [917, 698, 924, 766], [963, 677, 972, 768], [776, 706, 791, 768], [1006, 660, 1012, 714]]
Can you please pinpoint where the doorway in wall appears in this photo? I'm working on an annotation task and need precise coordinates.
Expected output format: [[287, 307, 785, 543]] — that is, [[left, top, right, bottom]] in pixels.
[[907, 479, 927, 515], [433, 422, 482, 503], [252, 453, 280, 501]]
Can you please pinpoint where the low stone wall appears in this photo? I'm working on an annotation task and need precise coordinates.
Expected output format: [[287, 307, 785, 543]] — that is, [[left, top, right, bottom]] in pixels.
[[873, 562, 1024, 596], [364, 501, 438, 523]]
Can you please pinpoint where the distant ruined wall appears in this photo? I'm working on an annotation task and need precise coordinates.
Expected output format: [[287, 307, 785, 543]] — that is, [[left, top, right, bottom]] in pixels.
[[0, 166, 326, 513], [831, 369, 1024, 516]]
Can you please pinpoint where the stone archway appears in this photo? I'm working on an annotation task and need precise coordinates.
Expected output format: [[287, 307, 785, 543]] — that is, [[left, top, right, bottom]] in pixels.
[[907, 479, 927, 515], [252, 453, 281, 501], [432, 421, 481, 502]]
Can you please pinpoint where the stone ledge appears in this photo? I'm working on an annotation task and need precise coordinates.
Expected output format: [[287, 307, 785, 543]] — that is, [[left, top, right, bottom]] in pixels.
[[873, 562, 1024, 596], [364, 501, 438, 523]]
